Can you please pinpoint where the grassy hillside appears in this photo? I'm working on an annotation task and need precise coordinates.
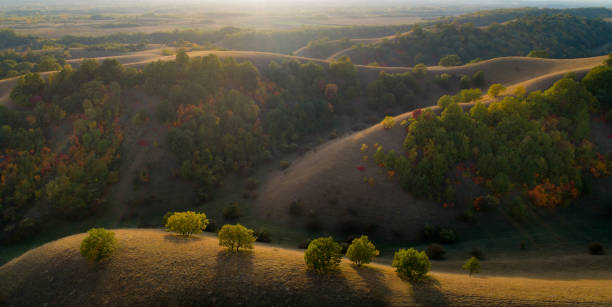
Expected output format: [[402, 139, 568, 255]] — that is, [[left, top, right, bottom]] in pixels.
[[1, 229, 611, 306]]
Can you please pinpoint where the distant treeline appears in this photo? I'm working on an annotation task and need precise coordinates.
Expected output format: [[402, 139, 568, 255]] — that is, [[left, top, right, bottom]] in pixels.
[[345, 14, 612, 67], [436, 7, 612, 27]]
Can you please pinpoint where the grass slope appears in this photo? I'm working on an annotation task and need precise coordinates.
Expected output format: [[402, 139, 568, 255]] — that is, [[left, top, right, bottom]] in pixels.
[[1, 229, 611, 306]]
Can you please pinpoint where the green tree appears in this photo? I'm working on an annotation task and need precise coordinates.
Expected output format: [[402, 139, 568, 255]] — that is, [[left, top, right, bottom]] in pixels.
[[527, 49, 550, 58], [487, 83, 506, 98], [412, 64, 428, 79], [304, 236, 342, 271], [472, 71, 486, 87], [462, 256, 481, 276], [438, 54, 462, 67], [392, 248, 431, 279], [459, 75, 471, 89], [165, 211, 209, 237], [80, 228, 117, 261], [437, 95, 454, 109], [583, 65, 612, 108], [346, 235, 380, 266], [218, 224, 256, 252], [10, 72, 45, 106]]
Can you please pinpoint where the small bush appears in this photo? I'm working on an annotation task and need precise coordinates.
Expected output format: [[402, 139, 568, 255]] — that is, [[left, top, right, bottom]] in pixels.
[[589, 242, 605, 255], [381, 116, 396, 129], [425, 244, 446, 260], [469, 248, 484, 260], [463, 256, 480, 276], [165, 211, 209, 237], [392, 248, 431, 280], [218, 224, 256, 252], [205, 219, 218, 233], [80, 228, 117, 261], [223, 203, 241, 220], [279, 160, 291, 170], [298, 238, 312, 249], [254, 228, 271, 243], [346, 235, 379, 266], [437, 228, 457, 244], [304, 237, 342, 271]]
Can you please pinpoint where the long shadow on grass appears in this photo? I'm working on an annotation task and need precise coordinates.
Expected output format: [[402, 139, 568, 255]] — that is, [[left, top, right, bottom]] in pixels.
[[407, 275, 451, 306], [352, 265, 394, 304]]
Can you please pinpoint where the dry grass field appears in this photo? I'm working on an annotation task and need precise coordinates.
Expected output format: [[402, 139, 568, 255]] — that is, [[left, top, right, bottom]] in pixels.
[[1, 229, 610, 306]]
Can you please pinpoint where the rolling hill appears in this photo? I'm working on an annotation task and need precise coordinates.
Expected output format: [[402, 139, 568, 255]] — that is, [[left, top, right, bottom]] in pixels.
[[1, 229, 611, 306]]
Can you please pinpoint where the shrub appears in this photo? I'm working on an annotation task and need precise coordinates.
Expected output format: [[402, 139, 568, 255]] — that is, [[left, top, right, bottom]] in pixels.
[[463, 256, 480, 276], [469, 248, 484, 260], [346, 235, 379, 266], [218, 224, 256, 252], [298, 238, 312, 249], [434, 73, 451, 89], [223, 203, 241, 220], [279, 160, 291, 170], [472, 71, 485, 87], [412, 64, 427, 79], [165, 211, 209, 237], [439, 54, 462, 67], [254, 228, 271, 243], [589, 242, 605, 255], [459, 75, 471, 89], [304, 237, 343, 271], [205, 219, 218, 232], [425, 244, 446, 260], [437, 228, 457, 244], [381, 116, 396, 129], [80, 228, 117, 261], [487, 83, 506, 98], [392, 248, 431, 280]]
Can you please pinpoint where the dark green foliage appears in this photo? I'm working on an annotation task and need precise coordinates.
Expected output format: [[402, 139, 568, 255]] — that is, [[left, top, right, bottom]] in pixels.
[[223, 203, 241, 221], [348, 15, 612, 66], [434, 73, 451, 89], [304, 237, 342, 271], [527, 49, 550, 58], [162, 211, 174, 226], [80, 228, 117, 261], [589, 242, 605, 255], [393, 76, 599, 209], [439, 54, 462, 67], [10, 72, 45, 106], [392, 248, 431, 280], [425, 244, 446, 260], [254, 228, 271, 243], [459, 75, 471, 89], [583, 65, 612, 108], [471, 71, 486, 87], [367, 71, 420, 110]]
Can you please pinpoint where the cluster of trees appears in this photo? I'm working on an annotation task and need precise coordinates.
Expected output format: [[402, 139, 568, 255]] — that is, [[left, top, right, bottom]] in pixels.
[[370, 67, 611, 220], [345, 15, 612, 66], [1, 59, 131, 243], [366, 71, 422, 111], [437, 7, 612, 27], [144, 52, 356, 200], [0, 49, 67, 79]]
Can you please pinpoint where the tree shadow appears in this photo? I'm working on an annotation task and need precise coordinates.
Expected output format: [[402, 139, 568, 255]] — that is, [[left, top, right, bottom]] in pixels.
[[406, 275, 451, 306], [163, 234, 202, 243], [352, 264, 394, 303], [303, 267, 388, 306]]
